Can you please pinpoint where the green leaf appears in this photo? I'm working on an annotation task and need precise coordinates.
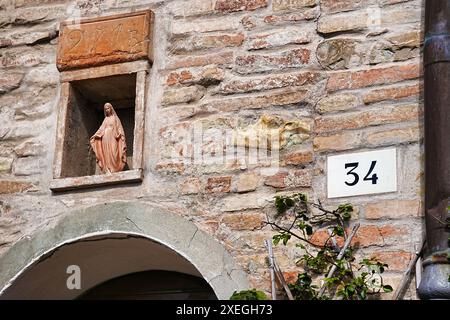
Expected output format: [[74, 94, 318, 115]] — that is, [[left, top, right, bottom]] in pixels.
[[337, 203, 353, 220], [332, 226, 345, 237], [274, 196, 296, 215], [230, 289, 268, 300], [359, 290, 367, 300], [282, 233, 291, 245], [272, 235, 281, 246], [299, 193, 307, 202], [382, 285, 393, 293]]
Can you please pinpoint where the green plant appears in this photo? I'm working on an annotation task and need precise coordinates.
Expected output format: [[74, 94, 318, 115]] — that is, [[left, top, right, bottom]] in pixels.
[[262, 193, 391, 300], [230, 289, 268, 300]]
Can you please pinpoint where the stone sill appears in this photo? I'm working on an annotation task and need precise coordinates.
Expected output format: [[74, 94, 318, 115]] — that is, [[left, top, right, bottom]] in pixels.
[[50, 169, 143, 192]]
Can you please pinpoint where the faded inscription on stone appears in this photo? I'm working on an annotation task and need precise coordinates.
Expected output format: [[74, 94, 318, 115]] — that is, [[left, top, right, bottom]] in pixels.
[[57, 11, 154, 71]]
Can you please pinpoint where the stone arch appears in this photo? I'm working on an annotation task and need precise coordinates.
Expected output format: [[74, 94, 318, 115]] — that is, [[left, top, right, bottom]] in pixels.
[[0, 201, 249, 299]]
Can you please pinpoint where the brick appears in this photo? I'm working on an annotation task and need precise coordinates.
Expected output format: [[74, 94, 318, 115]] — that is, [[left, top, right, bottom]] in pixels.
[[166, 66, 225, 87], [310, 229, 340, 247], [316, 38, 361, 70], [364, 199, 421, 219], [1, 47, 43, 68], [167, 52, 233, 70], [318, 8, 420, 35], [320, 0, 368, 13], [10, 5, 65, 25], [170, 33, 244, 54], [162, 85, 206, 106], [282, 150, 313, 165], [387, 30, 422, 49], [313, 131, 362, 152], [287, 169, 312, 188], [316, 93, 359, 114], [315, 104, 419, 133], [366, 125, 420, 146], [327, 63, 421, 92], [235, 172, 260, 193], [362, 84, 420, 104], [179, 178, 201, 195], [369, 32, 421, 64], [263, 8, 319, 25], [12, 157, 41, 176], [247, 28, 311, 50], [264, 169, 311, 188], [282, 271, 299, 284], [0, 27, 58, 47], [318, 11, 368, 34], [0, 39, 13, 48], [378, 224, 409, 246], [0, 73, 24, 94], [0, 157, 13, 173], [264, 172, 288, 188], [205, 176, 231, 193], [371, 251, 412, 271], [155, 161, 185, 174], [169, 0, 215, 17], [353, 226, 385, 247], [219, 71, 320, 95], [221, 212, 264, 230], [230, 231, 275, 251], [173, 89, 309, 121], [235, 48, 310, 74], [215, 0, 268, 13], [0, 180, 33, 194], [272, 0, 317, 11], [381, 8, 421, 26], [221, 192, 271, 211], [166, 70, 193, 86], [172, 17, 239, 35]]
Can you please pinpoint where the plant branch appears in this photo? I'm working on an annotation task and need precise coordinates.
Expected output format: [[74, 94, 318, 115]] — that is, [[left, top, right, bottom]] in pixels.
[[263, 221, 326, 249]]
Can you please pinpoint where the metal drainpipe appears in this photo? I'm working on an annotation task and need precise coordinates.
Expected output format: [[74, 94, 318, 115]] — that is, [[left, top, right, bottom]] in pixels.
[[417, 0, 450, 299]]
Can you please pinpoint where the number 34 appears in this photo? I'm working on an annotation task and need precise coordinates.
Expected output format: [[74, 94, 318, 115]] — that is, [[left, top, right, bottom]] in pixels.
[[344, 161, 378, 186]]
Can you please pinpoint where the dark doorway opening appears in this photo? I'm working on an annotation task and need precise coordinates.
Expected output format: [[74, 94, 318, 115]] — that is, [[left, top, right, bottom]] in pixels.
[[77, 270, 217, 300]]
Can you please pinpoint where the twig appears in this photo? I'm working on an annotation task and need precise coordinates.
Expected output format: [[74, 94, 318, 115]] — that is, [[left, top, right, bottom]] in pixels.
[[393, 239, 425, 300], [265, 240, 295, 300], [318, 223, 360, 297], [265, 239, 277, 300], [263, 221, 325, 248], [327, 228, 340, 252]]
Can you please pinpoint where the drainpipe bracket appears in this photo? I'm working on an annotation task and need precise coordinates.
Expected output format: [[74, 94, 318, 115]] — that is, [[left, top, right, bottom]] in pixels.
[[424, 34, 450, 66], [417, 249, 450, 299]]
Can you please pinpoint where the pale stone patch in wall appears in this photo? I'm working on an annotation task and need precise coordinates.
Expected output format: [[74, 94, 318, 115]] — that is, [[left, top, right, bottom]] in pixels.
[[0, 0, 425, 299]]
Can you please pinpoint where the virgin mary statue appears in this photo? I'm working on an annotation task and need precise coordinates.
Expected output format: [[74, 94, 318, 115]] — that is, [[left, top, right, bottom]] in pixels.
[[90, 103, 127, 174]]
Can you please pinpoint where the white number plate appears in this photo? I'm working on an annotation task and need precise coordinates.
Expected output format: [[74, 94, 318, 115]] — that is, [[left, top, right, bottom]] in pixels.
[[327, 148, 397, 198]]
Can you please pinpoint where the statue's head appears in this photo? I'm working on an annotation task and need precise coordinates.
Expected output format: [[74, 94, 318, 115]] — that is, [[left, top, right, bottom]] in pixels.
[[104, 103, 113, 116]]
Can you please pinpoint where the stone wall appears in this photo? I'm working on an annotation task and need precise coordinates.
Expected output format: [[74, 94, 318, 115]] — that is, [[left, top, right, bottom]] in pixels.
[[0, 0, 424, 298]]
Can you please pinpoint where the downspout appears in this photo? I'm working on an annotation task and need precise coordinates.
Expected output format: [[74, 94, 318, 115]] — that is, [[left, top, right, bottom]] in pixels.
[[418, 0, 450, 299]]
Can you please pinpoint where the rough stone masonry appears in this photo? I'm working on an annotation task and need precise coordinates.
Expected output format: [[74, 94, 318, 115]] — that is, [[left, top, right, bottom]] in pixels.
[[0, 0, 424, 299]]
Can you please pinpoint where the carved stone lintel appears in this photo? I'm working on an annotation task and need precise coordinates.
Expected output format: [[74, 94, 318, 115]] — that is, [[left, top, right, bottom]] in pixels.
[[56, 10, 154, 71]]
